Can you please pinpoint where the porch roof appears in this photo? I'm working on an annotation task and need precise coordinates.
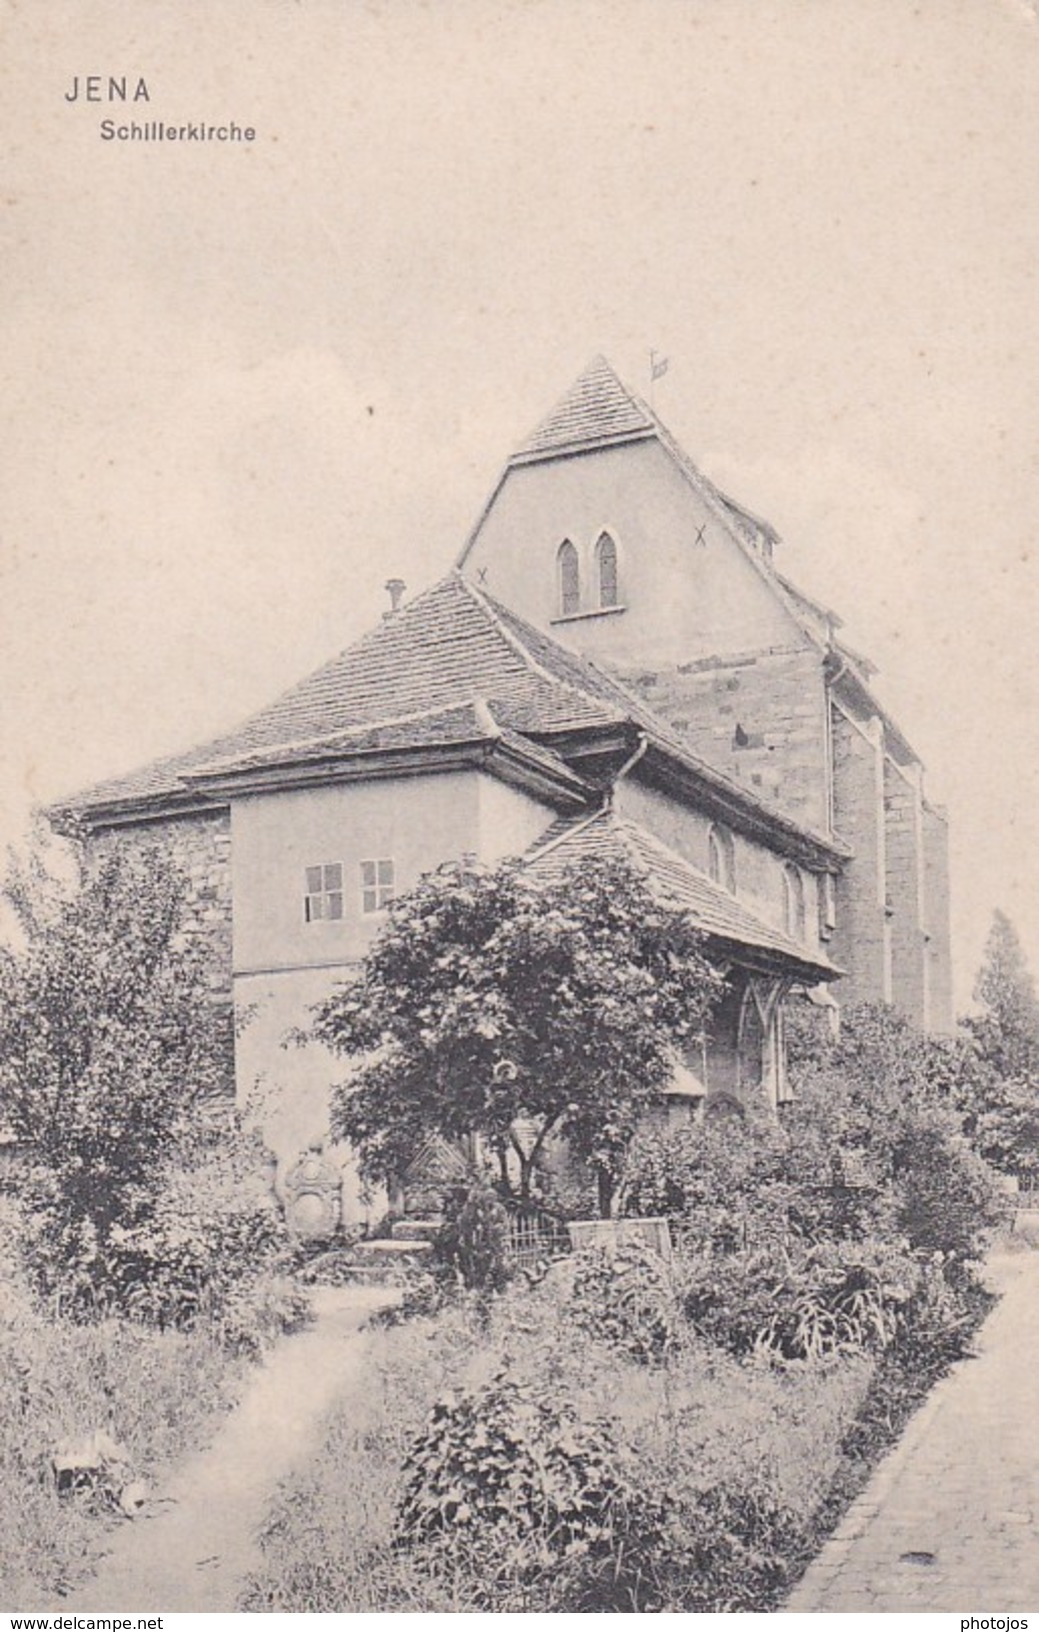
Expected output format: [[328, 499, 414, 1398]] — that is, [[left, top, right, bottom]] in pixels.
[[524, 809, 840, 985]]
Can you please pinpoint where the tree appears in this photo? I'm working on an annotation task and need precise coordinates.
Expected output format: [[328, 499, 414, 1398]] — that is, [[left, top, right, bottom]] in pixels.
[[959, 911, 1039, 1182], [313, 855, 721, 1216], [0, 829, 232, 1247], [784, 1003, 1006, 1263], [965, 910, 1039, 1081]]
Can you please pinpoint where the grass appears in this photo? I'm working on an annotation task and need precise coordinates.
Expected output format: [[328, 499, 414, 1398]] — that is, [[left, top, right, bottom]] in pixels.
[[0, 1201, 244, 1609], [241, 1260, 876, 1612]]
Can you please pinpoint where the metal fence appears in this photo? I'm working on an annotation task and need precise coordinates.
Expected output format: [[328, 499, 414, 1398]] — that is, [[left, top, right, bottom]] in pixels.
[[505, 1208, 572, 1270]]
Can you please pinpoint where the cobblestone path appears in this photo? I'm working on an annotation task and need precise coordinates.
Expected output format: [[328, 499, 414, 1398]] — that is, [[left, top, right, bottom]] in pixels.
[[61, 1284, 398, 1613], [787, 1250, 1039, 1612]]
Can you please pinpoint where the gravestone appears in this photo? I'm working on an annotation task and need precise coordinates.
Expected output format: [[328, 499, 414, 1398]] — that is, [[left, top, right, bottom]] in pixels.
[[283, 1148, 342, 1239]]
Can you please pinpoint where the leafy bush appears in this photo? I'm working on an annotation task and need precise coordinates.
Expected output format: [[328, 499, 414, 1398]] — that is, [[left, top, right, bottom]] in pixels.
[[22, 1127, 309, 1355], [567, 1242, 680, 1364], [784, 1004, 1007, 1264], [888, 1109, 1010, 1260], [433, 1184, 511, 1294], [397, 1370, 669, 1608], [0, 835, 231, 1240], [0, 1196, 241, 1605], [660, 1483, 810, 1612], [621, 1115, 791, 1252], [893, 1256, 985, 1371], [0, 833, 267, 1342], [678, 1238, 917, 1363]]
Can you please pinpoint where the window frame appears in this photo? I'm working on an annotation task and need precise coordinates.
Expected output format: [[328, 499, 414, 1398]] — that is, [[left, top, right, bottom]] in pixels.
[[557, 538, 580, 618], [782, 862, 806, 941], [707, 823, 737, 893], [595, 530, 619, 609], [304, 861, 345, 924], [360, 857, 395, 915]]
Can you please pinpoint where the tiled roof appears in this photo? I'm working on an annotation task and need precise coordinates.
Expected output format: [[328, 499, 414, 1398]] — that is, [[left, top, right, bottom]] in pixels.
[[186, 698, 589, 796], [58, 574, 634, 816], [58, 571, 848, 871], [512, 356, 656, 460], [499, 358, 923, 771], [525, 809, 838, 980]]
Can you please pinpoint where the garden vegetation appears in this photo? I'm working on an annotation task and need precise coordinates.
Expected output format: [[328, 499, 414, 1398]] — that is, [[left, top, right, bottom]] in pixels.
[[0, 833, 307, 1603], [244, 855, 1018, 1613]]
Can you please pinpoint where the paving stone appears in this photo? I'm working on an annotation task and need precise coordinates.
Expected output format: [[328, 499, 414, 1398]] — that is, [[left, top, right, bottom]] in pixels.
[[787, 1251, 1039, 1612]]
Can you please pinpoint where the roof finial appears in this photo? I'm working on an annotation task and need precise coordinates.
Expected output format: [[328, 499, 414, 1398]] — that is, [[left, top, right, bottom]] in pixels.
[[384, 578, 406, 617]]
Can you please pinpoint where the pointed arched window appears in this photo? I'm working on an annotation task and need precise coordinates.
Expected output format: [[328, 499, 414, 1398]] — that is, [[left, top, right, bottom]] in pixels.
[[596, 531, 619, 608], [557, 539, 580, 617], [707, 824, 736, 894], [783, 863, 805, 941]]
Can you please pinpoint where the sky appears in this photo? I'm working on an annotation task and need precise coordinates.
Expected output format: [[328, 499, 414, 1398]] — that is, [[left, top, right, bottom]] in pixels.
[[2, 0, 1038, 1007]]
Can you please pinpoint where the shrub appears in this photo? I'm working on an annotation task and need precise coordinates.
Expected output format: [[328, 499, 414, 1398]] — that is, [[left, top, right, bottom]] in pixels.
[[678, 1238, 917, 1363], [567, 1242, 680, 1364], [22, 1126, 309, 1355], [889, 1110, 1009, 1261], [0, 834, 232, 1292], [433, 1184, 511, 1294], [786, 1004, 1007, 1263], [893, 1256, 986, 1371], [660, 1483, 810, 1612], [621, 1116, 793, 1253], [396, 1370, 668, 1609], [0, 1197, 241, 1606]]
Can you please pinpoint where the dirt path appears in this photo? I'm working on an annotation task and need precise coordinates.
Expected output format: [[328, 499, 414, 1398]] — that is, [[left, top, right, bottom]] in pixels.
[[61, 1285, 399, 1613], [787, 1250, 1039, 1612]]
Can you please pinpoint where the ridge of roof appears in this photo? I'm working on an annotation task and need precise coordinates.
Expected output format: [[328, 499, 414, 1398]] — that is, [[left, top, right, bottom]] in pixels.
[[180, 695, 593, 807], [475, 587, 848, 864], [189, 695, 500, 776]]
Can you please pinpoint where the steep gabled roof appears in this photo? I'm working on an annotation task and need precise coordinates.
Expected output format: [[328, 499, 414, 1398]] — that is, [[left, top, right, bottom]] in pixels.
[[512, 355, 657, 461], [461, 356, 924, 769], [525, 809, 838, 983]]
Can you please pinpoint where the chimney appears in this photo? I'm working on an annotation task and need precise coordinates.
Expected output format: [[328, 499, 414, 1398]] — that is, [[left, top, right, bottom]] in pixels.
[[384, 578, 406, 618]]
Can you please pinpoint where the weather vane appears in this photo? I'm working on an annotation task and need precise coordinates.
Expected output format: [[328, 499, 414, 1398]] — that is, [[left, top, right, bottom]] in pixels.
[[649, 348, 669, 408]]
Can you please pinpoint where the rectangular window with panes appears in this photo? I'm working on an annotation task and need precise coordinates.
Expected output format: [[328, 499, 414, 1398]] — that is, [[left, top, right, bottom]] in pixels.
[[360, 858, 394, 914], [304, 863, 343, 922]]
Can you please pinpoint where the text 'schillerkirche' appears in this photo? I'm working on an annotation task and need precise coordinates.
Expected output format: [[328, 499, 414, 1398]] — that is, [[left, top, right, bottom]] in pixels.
[[63, 76, 258, 144]]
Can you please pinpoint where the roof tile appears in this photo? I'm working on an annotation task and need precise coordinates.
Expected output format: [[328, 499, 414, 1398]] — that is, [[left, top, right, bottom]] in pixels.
[[525, 809, 838, 979], [513, 356, 655, 459]]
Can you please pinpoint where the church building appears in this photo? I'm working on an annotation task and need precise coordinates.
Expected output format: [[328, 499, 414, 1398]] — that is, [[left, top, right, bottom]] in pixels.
[[54, 358, 951, 1213]]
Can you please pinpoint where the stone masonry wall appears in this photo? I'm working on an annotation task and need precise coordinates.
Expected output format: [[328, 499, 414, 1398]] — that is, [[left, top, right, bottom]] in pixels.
[[89, 810, 235, 1082], [830, 706, 887, 1008], [923, 801, 954, 1034], [884, 757, 927, 1029], [613, 643, 830, 833]]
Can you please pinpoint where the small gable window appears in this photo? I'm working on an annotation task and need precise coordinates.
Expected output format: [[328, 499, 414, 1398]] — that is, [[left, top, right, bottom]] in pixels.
[[361, 858, 395, 914], [557, 539, 580, 617], [305, 863, 343, 922], [783, 863, 806, 941], [596, 531, 619, 608], [707, 824, 736, 893]]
